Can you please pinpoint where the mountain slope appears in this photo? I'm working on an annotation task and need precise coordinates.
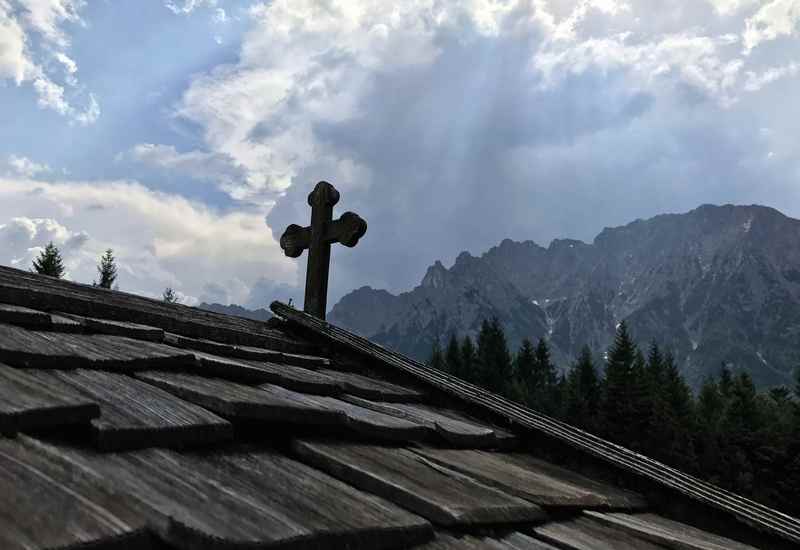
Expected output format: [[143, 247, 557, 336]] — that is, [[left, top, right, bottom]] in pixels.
[[329, 204, 800, 388]]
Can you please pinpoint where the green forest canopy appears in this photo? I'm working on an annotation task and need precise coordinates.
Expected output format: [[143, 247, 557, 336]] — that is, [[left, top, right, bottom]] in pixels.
[[428, 319, 800, 518]]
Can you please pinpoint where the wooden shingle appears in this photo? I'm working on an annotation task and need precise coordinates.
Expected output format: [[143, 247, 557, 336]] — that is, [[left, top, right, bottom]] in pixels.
[[0, 363, 99, 434], [415, 448, 646, 510], [293, 440, 547, 527], [66, 445, 433, 549], [136, 370, 346, 425], [0, 436, 150, 550], [48, 369, 232, 450]]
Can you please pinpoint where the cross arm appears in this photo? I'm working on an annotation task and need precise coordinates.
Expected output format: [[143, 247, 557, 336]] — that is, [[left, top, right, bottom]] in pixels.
[[327, 211, 368, 247], [279, 212, 367, 258]]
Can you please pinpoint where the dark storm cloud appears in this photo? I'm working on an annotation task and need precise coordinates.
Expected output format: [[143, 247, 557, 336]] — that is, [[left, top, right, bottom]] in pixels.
[[266, 32, 792, 306], [175, 1, 800, 307]]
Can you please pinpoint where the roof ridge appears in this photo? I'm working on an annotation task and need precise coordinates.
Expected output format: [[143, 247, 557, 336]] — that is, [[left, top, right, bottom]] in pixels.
[[0, 265, 313, 352], [271, 300, 800, 546]]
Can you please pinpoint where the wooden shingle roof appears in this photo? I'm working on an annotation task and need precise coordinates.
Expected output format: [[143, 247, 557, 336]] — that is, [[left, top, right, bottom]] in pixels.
[[0, 264, 796, 550]]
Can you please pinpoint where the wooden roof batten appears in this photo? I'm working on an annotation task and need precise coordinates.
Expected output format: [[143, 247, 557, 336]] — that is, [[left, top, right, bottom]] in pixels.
[[270, 301, 800, 547]]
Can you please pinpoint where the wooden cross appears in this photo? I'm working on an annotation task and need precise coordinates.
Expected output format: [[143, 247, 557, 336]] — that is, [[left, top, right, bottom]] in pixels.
[[279, 181, 367, 319]]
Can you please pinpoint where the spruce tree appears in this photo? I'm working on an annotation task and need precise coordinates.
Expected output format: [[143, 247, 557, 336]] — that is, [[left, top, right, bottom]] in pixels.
[[724, 372, 760, 437], [602, 321, 637, 444], [428, 340, 445, 371], [475, 318, 513, 395], [514, 339, 536, 395], [565, 345, 601, 430], [696, 377, 725, 480], [628, 349, 651, 450], [95, 249, 118, 289], [646, 341, 666, 388], [444, 333, 462, 376], [661, 351, 698, 471], [532, 337, 558, 414], [719, 363, 734, 399], [32, 242, 65, 278], [721, 372, 760, 494], [794, 367, 800, 426], [460, 335, 477, 383], [534, 338, 557, 387], [794, 367, 800, 401]]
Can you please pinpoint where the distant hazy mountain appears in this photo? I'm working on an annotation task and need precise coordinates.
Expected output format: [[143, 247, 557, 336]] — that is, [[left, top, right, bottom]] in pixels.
[[197, 303, 272, 322], [329, 204, 800, 389]]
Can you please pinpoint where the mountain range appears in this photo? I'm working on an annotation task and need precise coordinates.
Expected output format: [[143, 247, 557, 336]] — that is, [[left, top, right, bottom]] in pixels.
[[328, 204, 800, 389]]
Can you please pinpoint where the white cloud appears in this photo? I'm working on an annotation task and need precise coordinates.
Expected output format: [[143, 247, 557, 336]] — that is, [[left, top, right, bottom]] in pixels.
[[31, 75, 97, 124], [54, 51, 77, 84], [176, 0, 510, 203], [743, 0, 800, 53], [5, 154, 51, 177], [212, 7, 226, 24], [0, 0, 34, 83], [122, 143, 248, 195], [21, 0, 85, 47], [151, 0, 800, 302], [164, 0, 217, 15], [0, 177, 296, 305], [176, 0, 795, 208], [744, 61, 800, 91], [0, 0, 97, 124], [534, 32, 747, 106], [708, 0, 759, 16], [0, 217, 87, 275]]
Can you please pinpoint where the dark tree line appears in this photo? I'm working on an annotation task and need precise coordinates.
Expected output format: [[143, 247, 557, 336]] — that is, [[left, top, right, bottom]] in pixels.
[[428, 319, 800, 517]]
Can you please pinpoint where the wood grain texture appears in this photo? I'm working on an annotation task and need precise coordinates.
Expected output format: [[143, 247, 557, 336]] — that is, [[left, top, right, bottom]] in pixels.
[[318, 369, 426, 402], [415, 448, 646, 510], [310, 395, 431, 441], [416, 532, 559, 550], [165, 332, 330, 368], [0, 323, 194, 371], [135, 370, 346, 425], [0, 436, 151, 550], [0, 363, 99, 434], [0, 265, 317, 352], [46, 369, 232, 451], [534, 516, 671, 550], [59, 444, 432, 550], [343, 397, 496, 447], [0, 304, 51, 326], [58, 313, 165, 342], [272, 302, 800, 548], [584, 511, 761, 550], [0, 304, 83, 333], [293, 440, 547, 527], [192, 351, 340, 394]]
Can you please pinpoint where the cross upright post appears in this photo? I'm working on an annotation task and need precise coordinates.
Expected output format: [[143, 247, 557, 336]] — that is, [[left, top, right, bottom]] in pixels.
[[279, 181, 367, 320]]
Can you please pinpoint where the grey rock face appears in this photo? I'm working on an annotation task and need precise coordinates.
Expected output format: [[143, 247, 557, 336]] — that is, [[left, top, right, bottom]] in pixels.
[[328, 204, 800, 389]]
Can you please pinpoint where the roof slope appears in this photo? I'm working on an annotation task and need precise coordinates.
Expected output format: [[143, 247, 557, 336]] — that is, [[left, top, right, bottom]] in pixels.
[[0, 264, 794, 549]]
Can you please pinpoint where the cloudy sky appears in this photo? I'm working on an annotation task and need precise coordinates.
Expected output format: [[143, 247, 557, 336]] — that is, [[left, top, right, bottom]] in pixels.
[[1, 0, 799, 309]]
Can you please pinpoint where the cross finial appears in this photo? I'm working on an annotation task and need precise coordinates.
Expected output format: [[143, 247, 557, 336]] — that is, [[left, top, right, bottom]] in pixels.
[[279, 181, 367, 319]]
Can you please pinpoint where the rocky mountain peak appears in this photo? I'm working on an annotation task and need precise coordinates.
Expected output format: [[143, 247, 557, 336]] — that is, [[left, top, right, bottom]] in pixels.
[[420, 260, 449, 289], [329, 204, 800, 389]]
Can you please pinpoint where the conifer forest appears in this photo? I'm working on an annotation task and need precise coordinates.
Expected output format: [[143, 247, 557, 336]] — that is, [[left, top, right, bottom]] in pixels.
[[428, 319, 800, 518]]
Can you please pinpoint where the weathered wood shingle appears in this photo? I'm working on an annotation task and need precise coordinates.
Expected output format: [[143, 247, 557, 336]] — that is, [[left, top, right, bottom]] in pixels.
[[136, 371, 346, 425], [0, 323, 194, 371], [62, 445, 433, 549], [0, 436, 150, 550], [48, 369, 232, 450], [414, 448, 646, 510], [293, 440, 548, 527], [0, 363, 99, 434]]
